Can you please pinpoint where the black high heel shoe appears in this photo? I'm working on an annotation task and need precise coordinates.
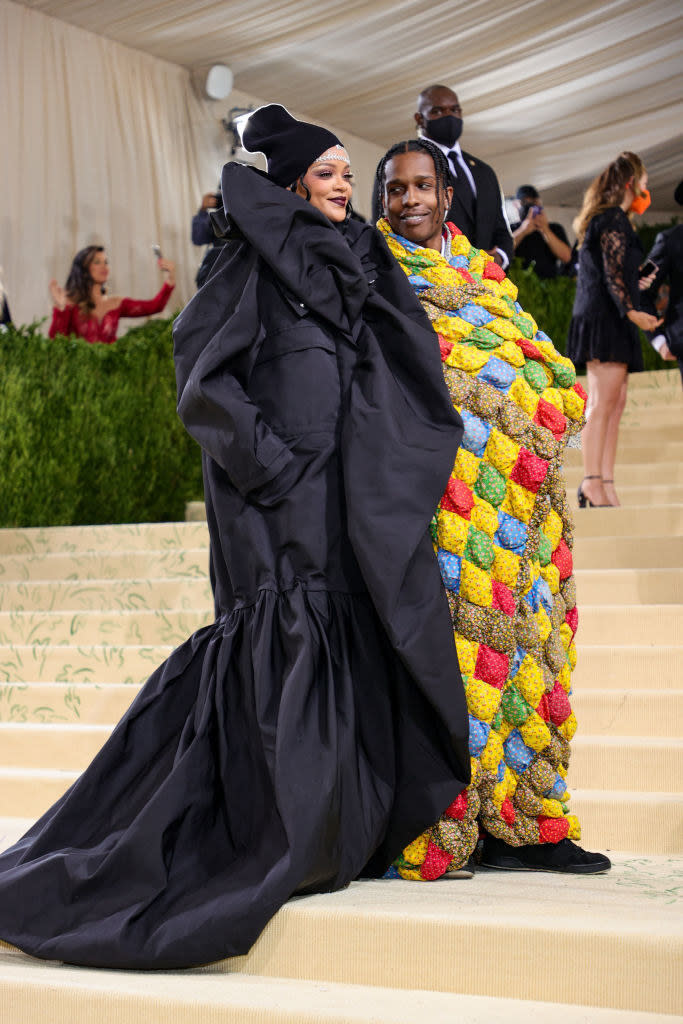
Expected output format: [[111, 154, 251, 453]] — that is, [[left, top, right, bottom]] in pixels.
[[577, 475, 609, 508]]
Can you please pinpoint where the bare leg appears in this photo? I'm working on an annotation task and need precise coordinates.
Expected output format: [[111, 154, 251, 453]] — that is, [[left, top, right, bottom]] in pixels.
[[601, 376, 628, 506], [580, 361, 628, 506]]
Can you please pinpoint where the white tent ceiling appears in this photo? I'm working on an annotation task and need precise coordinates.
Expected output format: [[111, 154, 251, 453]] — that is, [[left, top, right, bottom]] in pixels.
[[14, 0, 683, 209]]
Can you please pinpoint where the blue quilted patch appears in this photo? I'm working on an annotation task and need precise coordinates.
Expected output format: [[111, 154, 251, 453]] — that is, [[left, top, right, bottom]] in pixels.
[[495, 511, 528, 553], [510, 646, 526, 677], [457, 302, 495, 327], [437, 549, 461, 592], [461, 409, 491, 457], [504, 729, 535, 773], [477, 356, 515, 391], [546, 775, 567, 801], [537, 577, 553, 616], [469, 715, 490, 757], [383, 866, 401, 879]]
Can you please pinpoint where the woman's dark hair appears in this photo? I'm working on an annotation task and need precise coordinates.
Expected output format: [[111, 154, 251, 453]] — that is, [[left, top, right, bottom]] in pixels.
[[373, 139, 452, 223], [573, 151, 646, 244], [64, 245, 106, 313]]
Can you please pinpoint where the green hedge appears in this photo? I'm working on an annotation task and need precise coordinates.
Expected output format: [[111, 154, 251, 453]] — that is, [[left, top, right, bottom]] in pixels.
[[0, 318, 203, 528], [510, 258, 668, 372]]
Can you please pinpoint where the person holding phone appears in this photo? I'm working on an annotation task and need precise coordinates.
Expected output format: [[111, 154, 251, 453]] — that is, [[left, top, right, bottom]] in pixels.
[[48, 245, 175, 344], [567, 152, 662, 507], [511, 185, 573, 279]]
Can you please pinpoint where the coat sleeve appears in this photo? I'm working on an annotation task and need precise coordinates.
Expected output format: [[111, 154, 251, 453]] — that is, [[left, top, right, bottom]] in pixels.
[[489, 175, 514, 264], [172, 243, 294, 497], [640, 231, 670, 317]]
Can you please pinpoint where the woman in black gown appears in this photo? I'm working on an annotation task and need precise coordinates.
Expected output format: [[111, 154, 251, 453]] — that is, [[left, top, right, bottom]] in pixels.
[[566, 151, 661, 508], [0, 105, 469, 970]]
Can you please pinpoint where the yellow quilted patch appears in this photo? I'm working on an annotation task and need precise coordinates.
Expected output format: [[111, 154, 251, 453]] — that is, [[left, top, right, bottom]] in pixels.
[[468, 252, 488, 275], [563, 388, 585, 421], [500, 277, 517, 300], [478, 293, 513, 318], [480, 731, 504, 772], [500, 480, 535, 524], [491, 780, 507, 808], [486, 317, 519, 341], [403, 832, 429, 864], [491, 546, 520, 588], [446, 343, 490, 374], [432, 314, 472, 342], [536, 607, 552, 644], [558, 712, 578, 742], [557, 662, 571, 694], [437, 508, 469, 555], [541, 798, 565, 818], [471, 498, 499, 537], [450, 234, 471, 257], [498, 720, 514, 741], [540, 562, 560, 594], [398, 866, 424, 880], [461, 559, 493, 607], [515, 655, 544, 707], [466, 677, 501, 723], [543, 509, 564, 549], [519, 713, 552, 753], [541, 387, 564, 413], [567, 814, 581, 840], [559, 621, 574, 651], [453, 447, 480, 487], [508, 377, 539, 418], [568, 641, 577, 670], [493, 340, 526, 368], [485, 429, 520, 476], [455, 635, 478, 677]]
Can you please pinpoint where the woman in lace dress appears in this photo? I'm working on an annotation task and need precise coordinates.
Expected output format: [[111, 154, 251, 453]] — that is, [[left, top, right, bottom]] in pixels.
[[566, 152, 661, 507]]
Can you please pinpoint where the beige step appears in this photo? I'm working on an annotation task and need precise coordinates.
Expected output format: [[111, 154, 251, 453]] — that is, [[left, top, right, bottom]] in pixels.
[[0, 521, 209, 556], [574, 568, 683, 604], [577, 605, 683, 645], [0, 577, 213, 613], [0, 643, 174, 684], [572, 505, 683, 538], [0, 767, 79, 817], [563, 461, 683, 487], [0, 609, 213, 646], [572, 789, 683, 855], [618, 413, 683, 439], [571, 689, 683, 737], [622, 368, 681, 389], [0, 682, 141, 724], [0, 548, 210, 582], [573, 646, 681, 691], [565, 441, 683, 465], [0, 953, 677, 1024], [573, 536, 683, 570], [570, 735, 683, 792]]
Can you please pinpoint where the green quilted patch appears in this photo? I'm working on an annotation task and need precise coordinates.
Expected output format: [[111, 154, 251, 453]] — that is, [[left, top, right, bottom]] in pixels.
[[501, 684, 534, 726], [474, 462, 507, 506], [537, 531, 552, 566], [464, 525, 495, 570], [522, 359, 548, 394]]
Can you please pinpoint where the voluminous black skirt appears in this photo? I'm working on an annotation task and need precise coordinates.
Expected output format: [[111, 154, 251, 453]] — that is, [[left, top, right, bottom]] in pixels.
[[567, 311, 643, 373], [0, 586, 462, 970]]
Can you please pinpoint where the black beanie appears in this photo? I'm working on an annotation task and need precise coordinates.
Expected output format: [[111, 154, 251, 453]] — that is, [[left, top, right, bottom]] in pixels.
[[242, 104, 343, 188]]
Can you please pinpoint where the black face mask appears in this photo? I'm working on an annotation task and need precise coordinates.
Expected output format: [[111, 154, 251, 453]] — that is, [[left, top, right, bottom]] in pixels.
[[424, 115, 463, 149]]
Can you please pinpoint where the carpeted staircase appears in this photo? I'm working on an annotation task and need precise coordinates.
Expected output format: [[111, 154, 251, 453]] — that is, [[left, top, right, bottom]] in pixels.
[[0, 368, 681, 1022]]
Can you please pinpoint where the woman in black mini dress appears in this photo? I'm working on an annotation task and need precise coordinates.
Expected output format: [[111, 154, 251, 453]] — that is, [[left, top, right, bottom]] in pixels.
[[567, 151, 661, 507]]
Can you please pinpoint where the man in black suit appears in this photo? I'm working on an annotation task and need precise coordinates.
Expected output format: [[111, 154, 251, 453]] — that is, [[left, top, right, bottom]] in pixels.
[[414, 84, 513, 267], [642, 180, 683, 385]]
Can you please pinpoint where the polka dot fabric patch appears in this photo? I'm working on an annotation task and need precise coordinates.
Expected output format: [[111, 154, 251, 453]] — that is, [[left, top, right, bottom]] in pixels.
[[379, 219, 584, 881]]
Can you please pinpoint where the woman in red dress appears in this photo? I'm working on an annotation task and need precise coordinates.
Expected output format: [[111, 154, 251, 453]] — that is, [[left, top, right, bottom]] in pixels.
[[48, 245, 175, 343]]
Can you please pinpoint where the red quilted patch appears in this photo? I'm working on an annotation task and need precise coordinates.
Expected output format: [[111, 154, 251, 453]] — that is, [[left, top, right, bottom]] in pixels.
[[492, 580, 515, 616], [446, 221, 462, 237], [456, 268, 475, 285], [509, 448, 549, 493], [501, 797, 516, 825], [534, 398, 567, 440], [565, 606, 579, 635], [538, 815, 570, 844], [438, 333, 453, 361], [420, 841, 453, 880], [444, 790, 468, 820], [536, 693, 550, 722], [483, 260, 505, 282], [474, 644, 509, 689], [551, 538, 573, 580], [517, 337, 543, 361], [548, 681, 571, 725], [440, 477, 474, 519], [573, 381, 587, 401]]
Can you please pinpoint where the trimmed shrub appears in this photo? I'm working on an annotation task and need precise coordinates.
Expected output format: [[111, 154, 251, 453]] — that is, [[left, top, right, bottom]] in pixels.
[[0, 318, 203, 528]]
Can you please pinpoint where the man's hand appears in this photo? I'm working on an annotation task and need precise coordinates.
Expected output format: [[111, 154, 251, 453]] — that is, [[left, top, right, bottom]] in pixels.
[[485, 248, 504, 266], [201, 192, 219, 211], [659, 341, 677, 361]]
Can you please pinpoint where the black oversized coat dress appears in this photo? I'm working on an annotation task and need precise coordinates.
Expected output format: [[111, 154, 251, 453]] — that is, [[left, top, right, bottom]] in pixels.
[[0, 164, 469, 970]]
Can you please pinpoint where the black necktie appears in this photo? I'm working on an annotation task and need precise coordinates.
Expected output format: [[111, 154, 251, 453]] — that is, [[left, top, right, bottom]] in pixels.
[[447, 150, 474, 222]]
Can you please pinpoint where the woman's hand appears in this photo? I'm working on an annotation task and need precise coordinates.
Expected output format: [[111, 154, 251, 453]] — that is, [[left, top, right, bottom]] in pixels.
[[627, 309, 663, 331], [638, 270, 657, 290], [158, 259, 176, 287], [49, 279, 67, 310]]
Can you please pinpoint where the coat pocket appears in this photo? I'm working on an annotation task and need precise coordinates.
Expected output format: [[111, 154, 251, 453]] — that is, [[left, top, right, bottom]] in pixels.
[[249, 324, 340, 436]]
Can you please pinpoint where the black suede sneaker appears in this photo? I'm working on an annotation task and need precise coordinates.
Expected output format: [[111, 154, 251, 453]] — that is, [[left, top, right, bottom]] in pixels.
[[481, 836, 611, 874]]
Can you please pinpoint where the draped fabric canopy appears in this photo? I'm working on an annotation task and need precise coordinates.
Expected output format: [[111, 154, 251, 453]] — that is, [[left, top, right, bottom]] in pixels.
[[14, 0, 683, 207]]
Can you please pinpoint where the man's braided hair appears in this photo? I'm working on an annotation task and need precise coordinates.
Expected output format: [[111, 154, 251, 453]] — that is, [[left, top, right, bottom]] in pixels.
[[373, 138, 452, 223]]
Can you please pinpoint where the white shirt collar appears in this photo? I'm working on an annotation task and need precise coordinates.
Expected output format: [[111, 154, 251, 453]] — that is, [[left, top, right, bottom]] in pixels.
[[426, 137, 463, 159]]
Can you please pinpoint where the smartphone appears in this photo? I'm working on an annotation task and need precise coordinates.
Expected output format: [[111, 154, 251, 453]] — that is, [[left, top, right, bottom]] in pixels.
[[151, 244, 162, 260], [638, 259, 658, 278]]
